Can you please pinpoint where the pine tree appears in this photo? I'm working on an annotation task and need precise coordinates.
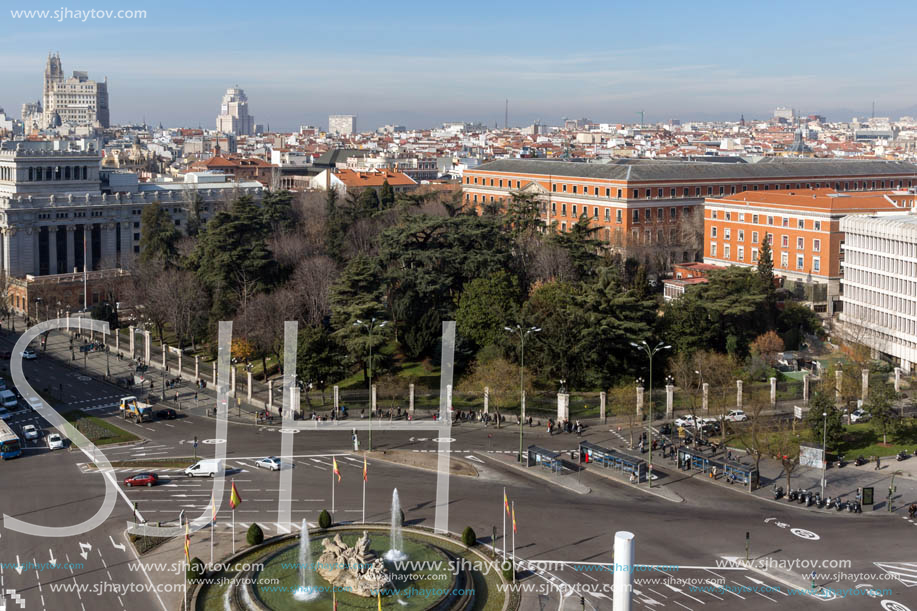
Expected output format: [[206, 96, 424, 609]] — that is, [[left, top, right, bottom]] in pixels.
[[139, 201, 179, 266], [379, 180, 395, 209]]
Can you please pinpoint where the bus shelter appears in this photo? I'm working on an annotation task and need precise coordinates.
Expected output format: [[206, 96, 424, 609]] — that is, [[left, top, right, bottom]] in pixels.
[[579, 441, 647, 483], [526, 445, 563, 473], [678, 447, 758, 492], [722, 461, 759, 492]]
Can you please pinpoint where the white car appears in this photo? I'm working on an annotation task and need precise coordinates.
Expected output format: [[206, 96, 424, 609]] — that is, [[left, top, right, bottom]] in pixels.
[[21, 424, 40, 440], [850, 409, 871, 423], [675, 416, 697, 428], [725, 410, 748, 422], [48, 433, 64, 450], [21, 350, 37, 360], [255, 456, 285, 471]]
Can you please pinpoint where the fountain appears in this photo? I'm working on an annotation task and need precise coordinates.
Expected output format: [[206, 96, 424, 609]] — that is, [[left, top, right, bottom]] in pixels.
[[384, 488, 407, 562], [293, 519, 320, 601]]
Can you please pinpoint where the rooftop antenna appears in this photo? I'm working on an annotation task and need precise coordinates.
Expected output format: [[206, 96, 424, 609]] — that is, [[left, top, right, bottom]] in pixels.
[[505, 99, 508, 130], [637, 111, 644, 128]]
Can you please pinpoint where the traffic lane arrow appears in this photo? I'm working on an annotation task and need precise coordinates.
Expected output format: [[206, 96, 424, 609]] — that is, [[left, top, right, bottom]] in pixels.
[[110, 536, 126, 552], [78, 542, 91, 560]]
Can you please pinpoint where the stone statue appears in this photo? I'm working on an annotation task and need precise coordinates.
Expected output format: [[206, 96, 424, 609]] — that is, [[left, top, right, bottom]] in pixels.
[[317, 531, 390, 597]]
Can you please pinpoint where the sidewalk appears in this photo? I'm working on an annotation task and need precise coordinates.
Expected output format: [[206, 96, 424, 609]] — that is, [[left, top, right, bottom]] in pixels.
[[477, 451, 592, 495]]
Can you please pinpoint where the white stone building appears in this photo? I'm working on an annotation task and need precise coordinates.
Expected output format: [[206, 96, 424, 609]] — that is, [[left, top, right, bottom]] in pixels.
[[41, 53, 110, 128], [840, 213, 917, 372], [329, 115, 357, 136], [216, 87, 255, 136]]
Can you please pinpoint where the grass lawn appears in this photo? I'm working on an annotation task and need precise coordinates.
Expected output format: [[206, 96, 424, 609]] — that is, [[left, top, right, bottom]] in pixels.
[[723, 420, 917, 459], [64, 411, 140, 446]]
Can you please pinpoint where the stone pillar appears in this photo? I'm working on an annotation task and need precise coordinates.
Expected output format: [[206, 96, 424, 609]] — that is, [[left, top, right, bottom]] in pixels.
[[115, 329, 119, 352], [736, 380, 743, 409], [483, 386, 489, 414], [407, 384, 414, 417], [143, 331, 151, 364], [665, 384, 674, 419], [636, 386, 644, 417], [268, 379, 274, 408], [247, 371, 252, 401], [19, 227, 36, 277], [895, 367, 902, 392], [557, 392, 570, 421], [371, 384, 377, 413], [333, 385, 340, 411], [447, 384, 453, 413], [161, 344, 167, 372], [861, 369, 869, 401], [194, 356, 199, 381], [66, 311, 71, 331], [47, 226, 58, 275], [177, 351, 183, 378], [212, 362, 217, 387], [65, 225, 76, 273], [230, 367, 236, 397], [769, 376, 777, 406], [702, 383, 709, 413], [803, 373, 810, 402], [101, 223, 117, 268], [600, 391, 607, 423], [128, 326, 134, 356], [835, 369, 843, 402], [520, 390, 525, 421]]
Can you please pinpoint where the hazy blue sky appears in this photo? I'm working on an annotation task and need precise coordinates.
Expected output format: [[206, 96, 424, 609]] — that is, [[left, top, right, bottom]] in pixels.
[[2, 0, 915, 130]]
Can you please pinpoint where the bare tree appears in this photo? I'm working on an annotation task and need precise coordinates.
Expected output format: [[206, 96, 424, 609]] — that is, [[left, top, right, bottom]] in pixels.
[[290, 256, 338, 326], [235, 288, 298, 379], [767, 416, 801, 493], [165, 270, 207, 350], [269, 230, 311, 269], [608, 382, 639, 449], [457, 357, 532, 429]]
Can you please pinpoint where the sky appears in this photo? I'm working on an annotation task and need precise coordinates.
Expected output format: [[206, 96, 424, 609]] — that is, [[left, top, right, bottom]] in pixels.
[[2, 0, 916, 131]]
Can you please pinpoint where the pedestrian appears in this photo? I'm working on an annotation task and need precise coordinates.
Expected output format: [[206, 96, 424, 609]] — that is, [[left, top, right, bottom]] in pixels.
[[876, 455, 881, 471]]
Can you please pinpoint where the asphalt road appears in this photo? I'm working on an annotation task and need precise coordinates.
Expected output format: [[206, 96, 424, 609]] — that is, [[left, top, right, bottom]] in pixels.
[[1, 327, 916, 611]]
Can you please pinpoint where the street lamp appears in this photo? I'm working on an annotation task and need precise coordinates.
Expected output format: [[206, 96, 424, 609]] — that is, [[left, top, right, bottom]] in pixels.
[[630, 340, 671, 488], [354, 318, 387, 451], [821, 411, 827, 498], [505, 324, 541, 462]]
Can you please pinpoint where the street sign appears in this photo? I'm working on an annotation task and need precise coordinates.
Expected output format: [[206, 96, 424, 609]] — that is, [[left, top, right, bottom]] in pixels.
[[799, 442, 824, 469]]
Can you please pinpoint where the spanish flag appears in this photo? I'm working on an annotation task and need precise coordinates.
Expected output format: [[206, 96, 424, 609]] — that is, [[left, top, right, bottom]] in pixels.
[[184, 520, 191, 564], [333, 591, 337, 610], [512, 505, 517, 534], [230, 481, 242, 509], [363, 455, 368, 482], [504, 489, 510, 517], [333, 457, 341, 483], [211, 492, 217, 523], [377, 589, 382, 610]]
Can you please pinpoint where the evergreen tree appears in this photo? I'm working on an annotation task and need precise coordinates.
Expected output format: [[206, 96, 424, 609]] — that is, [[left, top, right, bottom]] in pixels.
[[296, 325, 348, 405], [185, 192, 204, 237], [504, 192, 541, 238], [379, 180, 396, 209], [455, 270, 521, 350], [139, 201, 179, 266], [757, 235, 777, 327], [261, 190, 296, 231], [805, 391, 845, 451], [324, 187, 345, 260], [551, 213, 602, 280], [329, 255, 388, 383]]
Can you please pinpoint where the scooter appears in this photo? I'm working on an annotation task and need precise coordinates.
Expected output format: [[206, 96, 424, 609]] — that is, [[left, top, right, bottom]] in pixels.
[[788, 489, 798, 502], [805, 492, 814, 507], [855, 455, 867, 466], [815, 493, 825, 508], [773, 485, 784, 500], [897, 450, 909, 461], [850, 500, 862, 513], [836, 500, 847, 512], [836, 455, 846, 468], [798, 489, 807, 504]]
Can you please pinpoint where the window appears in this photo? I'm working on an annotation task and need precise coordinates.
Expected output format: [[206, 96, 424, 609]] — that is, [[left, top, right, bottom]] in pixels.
[[712, 210, 718, 219], [683, 207, 691, 216], [593, 207, 599, 220], [738, 230, 745, 242], [813, 239, 821, 252], [658, 188, 664, 198], [814, 220, 822, 231], [796, 255, 804, 270], [572, 185, 577, 194], [707, 186, 713, 195], [562, 204, 567, 216], [657, 208, 663, 221], [767, 233, 773, 244], [751, 230, 759, 244], [644, 209, 651, 221], [616, 209, 622, 223], [782, 217, 789, 227], [781, 235, 789, 248], [670, 207, 676, 220], [670, 188, 676, 197], [617, 189, 622, 198], [572, 204, 577, 217], [737, 246, 744, 261], [719, 186, 725, 195], [798, 219, 805, 229], [645, 189, 651, 198], [752, 214, 759, 224], [813, 257, 820, 273], [562, 184, 567, 192], [632, 209, 640, 223], [695, 187, 701, 197], [781, 252, 788, 268], [632, 189, 639, 198], [561, 222, 567, 232], [752, 247, 759, 261], [724, 228, 731, 240], [605, 188, 610, 197], [498, 180, 503, 187], [552, 184, 557, 192], [767, 216, 774, 225], [645, 230, 651, 243], [551, 202, 556, 213], [724, 245, 731, 259], [710, 243, 717, 257], [725, 212, 731, 221], [604, 208, 610, 221], [711, 226, 718, 238]]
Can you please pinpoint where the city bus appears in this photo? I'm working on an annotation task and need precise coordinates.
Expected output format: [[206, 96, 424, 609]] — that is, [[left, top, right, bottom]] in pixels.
[[0, 420, 21, 459]]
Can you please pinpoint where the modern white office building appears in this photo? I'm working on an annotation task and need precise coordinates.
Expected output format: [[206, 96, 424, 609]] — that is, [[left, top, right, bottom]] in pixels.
[[328, 114, 357, 136], [216, 87, 255, 136], [840, 212, 917, 372]]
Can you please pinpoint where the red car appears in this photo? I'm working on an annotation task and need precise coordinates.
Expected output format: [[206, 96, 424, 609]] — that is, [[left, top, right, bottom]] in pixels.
[[123, 473, 159, 487]]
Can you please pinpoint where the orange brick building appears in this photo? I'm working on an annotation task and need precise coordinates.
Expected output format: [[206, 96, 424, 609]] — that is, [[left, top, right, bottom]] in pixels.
[[703, 189, 917, 312], [462, 158, 917, 268]]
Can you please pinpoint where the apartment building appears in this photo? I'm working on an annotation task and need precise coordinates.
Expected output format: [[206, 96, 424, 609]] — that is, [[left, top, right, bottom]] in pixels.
[[41, 53, 110, 128], [703, 189, 917, 312], [840, 214, 917, 372], [462, 158, 917, 266]]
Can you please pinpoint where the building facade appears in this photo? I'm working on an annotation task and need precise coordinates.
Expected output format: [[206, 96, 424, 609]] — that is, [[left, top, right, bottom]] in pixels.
[[41, 53, 110, 128], [703, 189, 916, 312], [329, 115, 357, 136], [216, 87, 255, 136], [463, 158, 917, 267], [840, 214, 917, 372], [0, 142, 262, 288]]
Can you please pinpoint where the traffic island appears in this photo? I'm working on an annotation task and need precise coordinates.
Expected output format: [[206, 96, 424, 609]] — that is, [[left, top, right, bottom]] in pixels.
[[364, 450, 479, 478], [476, 450, 591, 495]]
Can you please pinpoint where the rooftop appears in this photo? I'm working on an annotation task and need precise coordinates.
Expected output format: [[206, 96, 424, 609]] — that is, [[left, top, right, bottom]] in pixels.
[[712, 188, 916, 213]]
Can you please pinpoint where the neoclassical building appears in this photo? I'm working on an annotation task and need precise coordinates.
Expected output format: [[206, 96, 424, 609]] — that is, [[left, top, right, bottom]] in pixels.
[[0, 141, 262, 285]]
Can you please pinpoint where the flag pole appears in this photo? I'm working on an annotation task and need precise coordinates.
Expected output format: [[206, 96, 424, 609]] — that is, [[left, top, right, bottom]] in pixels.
[[511, 501, 516, 584], [332, 461, 336, 516], [362, 456, 366, 524], [502, 487, 506, 560], [232, 508, 235, 554]]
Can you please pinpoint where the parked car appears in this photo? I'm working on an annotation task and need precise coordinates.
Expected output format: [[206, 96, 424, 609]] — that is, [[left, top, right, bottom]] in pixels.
[[0, 351, 11, 360], [156, 408, 177, 420], [21, 349, 37, 360], [123, 473, 159, 487], [850, 409, 871, 423], [725, 410, 748, 422], [0, 408, 12, 421], [21, 424, 40, 440], [675, 416, 697, 428], [47, 433, 64, 450], [255, 456, 284, 471]]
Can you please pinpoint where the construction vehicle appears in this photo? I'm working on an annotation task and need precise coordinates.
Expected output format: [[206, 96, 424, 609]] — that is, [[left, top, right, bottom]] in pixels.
[[119, 396, 153, 423]]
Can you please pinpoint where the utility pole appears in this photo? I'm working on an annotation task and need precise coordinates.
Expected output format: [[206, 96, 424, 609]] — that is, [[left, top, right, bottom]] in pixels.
[[630, 340, 671, 488], [505, 324, 541, 462]]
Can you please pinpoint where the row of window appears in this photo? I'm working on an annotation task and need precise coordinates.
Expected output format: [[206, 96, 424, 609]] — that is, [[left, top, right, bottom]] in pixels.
[[467, 193, 690, 225], [14, 165, 91, 182], [844, 303, 917, 340], [846, 249, 917, 280], [710, 209, 823, 231], [845, 234, 917, 259], [466, 175, 915, 199], [709, 226, 821, 251], [710, 242, 822, 273]]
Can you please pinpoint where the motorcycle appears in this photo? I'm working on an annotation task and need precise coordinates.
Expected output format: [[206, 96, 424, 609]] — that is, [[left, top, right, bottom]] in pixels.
[[836, 455, 846, 468], [855, 455, 867, 466], [825, 496, 834, 509], [850, 501, 862, 513], [897, 450, 909, 462], [805, 492, 814, 507], [773, 485, 784, 500], [815, 493, 825, 508], [797, 490, 807, 504], [788, 489, 798, 502], [836, 500, 847, 512]]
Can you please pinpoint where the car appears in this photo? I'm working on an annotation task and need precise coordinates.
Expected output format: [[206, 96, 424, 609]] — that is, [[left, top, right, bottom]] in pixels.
[[850, 409, 871, 423], [156, 408, 177, 420], [0, 408, 11, 421], [0, 379, 6, 391], [256, 456, 283, 471], [123, 473, 159, 487], [21, 424, 40, 440], [675, 416, 697, 428], [0, 351, 10, 360], [21, 350, 37, 360], [725, 410, 748, 422], [47, 433, 64, 450]]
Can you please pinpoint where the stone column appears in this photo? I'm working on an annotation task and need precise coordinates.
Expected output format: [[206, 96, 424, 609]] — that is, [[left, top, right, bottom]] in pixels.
[[143, 331, 151, 364], [212, 362, 217, 386], [636, 386, 644, 417], [1, 229, 11, 276], [769, 376, 777, 406], [803, 373, 810, 402], [177, 351, 183, 379], [600, 391, 607, 423], [230, 367, 236, 397], [18, 227, 36, 277], [47, 226, 58, 275], [161, 344, 167, 372], [557, 392, 569, 421], [736, 380, 743, 409], [101, 223, 117, 268], [66, 311, 71, 331], [895, 367, 902, 392], [65, 226, 76, 273], [407, 384, 414, 417], [835, 369, 843, 402], [371, 384, 377, 413], [128, 326, 135, 356], [247, 371, 252, 401], [861, 369, 869, 401], [482, 386, 489, 414], [194, 356, 199, 381], [520, 390, 526, 421], [702, 383, 709, 413], [115, 329, 119, 352], [119, 221, 132, 268], [665, 384, 674, 419], [268, 379, 274, 408]]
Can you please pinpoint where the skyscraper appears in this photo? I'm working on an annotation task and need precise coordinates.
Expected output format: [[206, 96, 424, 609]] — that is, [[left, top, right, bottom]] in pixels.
[[41, 52, 110, 128], [216, 87, 255, 136]]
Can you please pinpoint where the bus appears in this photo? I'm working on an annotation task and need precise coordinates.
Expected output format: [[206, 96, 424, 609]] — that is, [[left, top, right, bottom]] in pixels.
[[0, 420, 21, 459]]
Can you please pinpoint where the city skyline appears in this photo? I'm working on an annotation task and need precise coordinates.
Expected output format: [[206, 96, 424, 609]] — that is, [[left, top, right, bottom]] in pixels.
[[3, 0, 917, 130]]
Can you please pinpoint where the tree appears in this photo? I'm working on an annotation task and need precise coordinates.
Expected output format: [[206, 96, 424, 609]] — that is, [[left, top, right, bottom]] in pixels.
[[318, 509, 332, 529], [551, 213, 602, 280], [457, 357, 532, 428], [379, 180, 395, 209], [865, 382, 900, 444], [668, 352, 704, 448], [297, 325, 347, 406], [757, 236, 777, 328], [329, 255, 387, 384], [456, 271, 521, 350], [462, 526, 477, 547], [90, 302, 119, 330], [804, 390, 845, 452], [139, 201, 179, 266], [750, 331, 785, 367], [503, 191, 542, 239], [776, 301, 821, 350], [246, 523, 264, 545], [523, 280, 584, 387], [261, 190, 296, 231], [767, 417, 801, 494]]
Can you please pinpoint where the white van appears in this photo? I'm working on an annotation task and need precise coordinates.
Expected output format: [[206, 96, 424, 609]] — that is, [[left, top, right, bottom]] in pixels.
[[0, 390, 18, 409], [184, 458, 223, 478]]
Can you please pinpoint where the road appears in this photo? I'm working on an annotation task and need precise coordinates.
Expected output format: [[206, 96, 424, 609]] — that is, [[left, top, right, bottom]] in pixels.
[[0, 326, 916, 611]]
